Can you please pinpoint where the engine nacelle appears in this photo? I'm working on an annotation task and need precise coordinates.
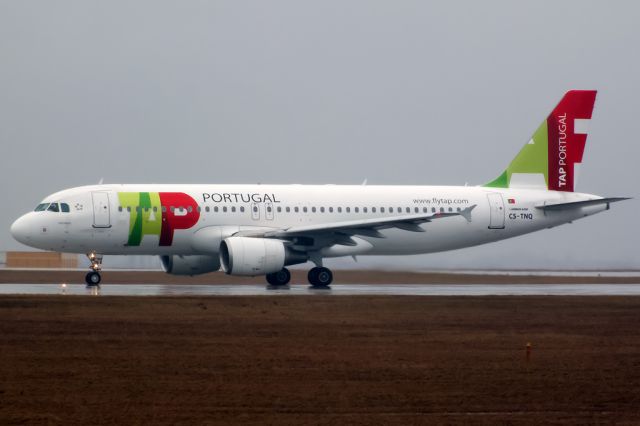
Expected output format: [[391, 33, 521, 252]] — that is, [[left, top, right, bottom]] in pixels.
[[219, 237, 307, 276], [160, 255, 220, 276]]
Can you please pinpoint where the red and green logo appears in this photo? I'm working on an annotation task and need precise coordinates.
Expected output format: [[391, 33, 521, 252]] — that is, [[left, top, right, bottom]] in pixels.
[[485, 90, 597, 192], [117, 192, 200, 246]]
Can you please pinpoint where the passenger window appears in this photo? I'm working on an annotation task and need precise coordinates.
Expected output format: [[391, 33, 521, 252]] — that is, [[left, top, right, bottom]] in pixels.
[[232, 206, 236, 212], [432, 207, 436, 213], [457, 207, 461, 212], [372, 207, 376, 213], [277, 207, 282, 213], [127, 206, 132, 212], [405, 207, 410, 213], [153, 206, 158, 212], [267, 206, 272, 212], [311, 207, 316, 213], [389, 207, 393, 213], [355, 207, 359, 213], [423, 207, 428, 213], [381, 207, 385, 213], [286, 207, 290, 213], [223, 206, 228, 212], [253, 206, 258, 212], [161, 206, 167, 213], [205, 206, 210, 212], [303, 207, 308, 213], [363, 207, 367, 213], [329, 207, 333, 213], [448, 207, 453, 212], [61, 203, 70, 213], [214, 206, 219, 212], [320, 207, 325, 213], [240, 206, 245, 212], [337, 207, 342, 213], [440, 207, 444, 212], [118, 206, 123, 212], [346, 207, 350, 213], [294, 207, 299, 213], [188, 206, 193, 213], [414, 207, 419, 213]]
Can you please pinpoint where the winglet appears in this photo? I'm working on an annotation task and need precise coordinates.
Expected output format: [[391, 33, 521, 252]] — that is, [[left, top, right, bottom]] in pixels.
[[460, 204, 476, 222]]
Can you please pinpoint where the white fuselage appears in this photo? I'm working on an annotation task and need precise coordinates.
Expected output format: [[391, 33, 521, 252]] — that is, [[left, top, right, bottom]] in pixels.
[[11, 184, 607, 258]]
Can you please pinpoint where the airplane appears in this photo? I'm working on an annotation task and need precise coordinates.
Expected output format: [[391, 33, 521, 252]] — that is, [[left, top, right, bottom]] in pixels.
[[10, 90, 628, 287]]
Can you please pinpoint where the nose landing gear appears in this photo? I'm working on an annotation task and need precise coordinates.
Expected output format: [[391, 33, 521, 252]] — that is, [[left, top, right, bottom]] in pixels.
[[85, 252, 103, 286]]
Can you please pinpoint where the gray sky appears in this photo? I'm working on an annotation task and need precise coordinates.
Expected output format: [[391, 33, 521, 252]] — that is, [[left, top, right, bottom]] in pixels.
[[1, 1, 638, 270]]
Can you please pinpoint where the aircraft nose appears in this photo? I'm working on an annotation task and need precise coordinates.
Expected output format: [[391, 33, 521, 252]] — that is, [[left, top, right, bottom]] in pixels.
[[10, 214, 32, 245]]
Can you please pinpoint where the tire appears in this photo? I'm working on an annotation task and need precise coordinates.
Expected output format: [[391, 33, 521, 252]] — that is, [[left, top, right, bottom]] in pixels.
[[308, 267, 332, 287], [85, 271, 101, 286], [315, 267, 333, 286], [273, 268, 291, 285], [307, 267, 319, 285], [267, 268, 291, 286]]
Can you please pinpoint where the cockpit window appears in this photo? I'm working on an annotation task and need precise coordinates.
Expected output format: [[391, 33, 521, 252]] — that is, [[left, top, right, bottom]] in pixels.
[[34, 203, 49, 212], [47, 203, 59, 212], [61, 203, 70, 213]]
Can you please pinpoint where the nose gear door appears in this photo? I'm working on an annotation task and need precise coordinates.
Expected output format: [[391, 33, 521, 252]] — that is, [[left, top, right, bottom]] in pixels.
[[487, 193, 505, 229], [92, 192, 111, 228]]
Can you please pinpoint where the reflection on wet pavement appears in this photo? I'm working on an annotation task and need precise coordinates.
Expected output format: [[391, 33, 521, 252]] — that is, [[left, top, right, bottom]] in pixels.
[[0, 283, 639, 296]]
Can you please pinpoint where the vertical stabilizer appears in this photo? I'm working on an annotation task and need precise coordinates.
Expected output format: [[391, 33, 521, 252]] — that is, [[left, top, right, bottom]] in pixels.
[[485, 90, 597, 192]]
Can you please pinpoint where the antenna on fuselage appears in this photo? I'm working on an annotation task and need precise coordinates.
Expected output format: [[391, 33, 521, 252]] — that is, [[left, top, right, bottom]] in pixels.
[[361, 178, 368, 186], [98, 177, 104, 185]]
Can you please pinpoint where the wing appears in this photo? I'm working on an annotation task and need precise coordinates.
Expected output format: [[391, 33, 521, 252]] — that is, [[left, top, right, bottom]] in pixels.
[[235, 204, 477, 248]]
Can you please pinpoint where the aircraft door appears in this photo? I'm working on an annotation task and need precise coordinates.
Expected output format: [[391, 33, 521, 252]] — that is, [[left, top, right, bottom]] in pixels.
[[487, 193, 505, 229], [251, 202, 260, 220], [265, 202, 274, 220], [92, 192, 111, 228]]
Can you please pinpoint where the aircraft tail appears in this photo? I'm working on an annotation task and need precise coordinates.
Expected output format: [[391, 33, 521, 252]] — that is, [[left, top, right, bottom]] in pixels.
[[485, 90, 597, 192]]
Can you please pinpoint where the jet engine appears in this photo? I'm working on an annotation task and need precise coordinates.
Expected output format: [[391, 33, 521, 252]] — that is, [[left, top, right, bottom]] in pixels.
[[160, 255, 220, 276], [219, 237, 307, 276]]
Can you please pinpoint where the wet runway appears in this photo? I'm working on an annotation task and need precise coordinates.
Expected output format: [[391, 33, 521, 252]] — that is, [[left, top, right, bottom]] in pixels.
[[1, 283, 640, 296]]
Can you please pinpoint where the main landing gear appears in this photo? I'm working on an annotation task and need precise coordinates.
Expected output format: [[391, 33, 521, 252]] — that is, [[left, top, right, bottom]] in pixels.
[[85, 252, 103, 286], [264, 266, 334, 288]]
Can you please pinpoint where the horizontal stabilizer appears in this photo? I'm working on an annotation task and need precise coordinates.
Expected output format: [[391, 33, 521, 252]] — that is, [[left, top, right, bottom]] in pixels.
[[535, 197, 630, 211]]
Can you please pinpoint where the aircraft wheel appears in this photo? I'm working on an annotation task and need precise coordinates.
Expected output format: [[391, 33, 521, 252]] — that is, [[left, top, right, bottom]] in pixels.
[[266, 268, 291, 287], [85, 271, 101, 286], [308, 267, 333, 288]]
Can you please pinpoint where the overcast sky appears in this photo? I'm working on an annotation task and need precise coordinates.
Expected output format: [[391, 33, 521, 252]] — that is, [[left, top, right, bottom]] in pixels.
[[1, 1, 638, 270]]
